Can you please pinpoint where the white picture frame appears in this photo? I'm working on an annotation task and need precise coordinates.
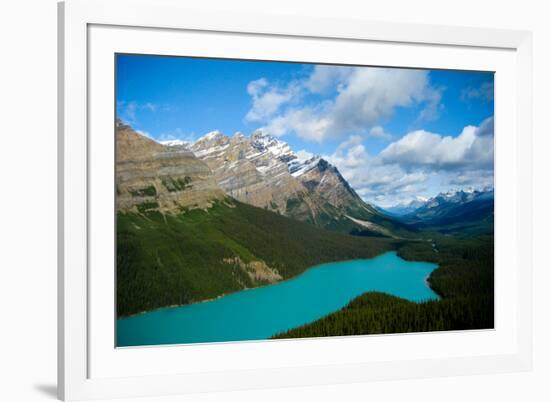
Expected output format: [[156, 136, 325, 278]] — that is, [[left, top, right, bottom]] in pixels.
[[58, 0, 533, 400]]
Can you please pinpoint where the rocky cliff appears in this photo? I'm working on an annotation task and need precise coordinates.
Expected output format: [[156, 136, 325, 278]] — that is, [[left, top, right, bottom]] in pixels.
[[116, 120, 225, 213], [189, 130, 306, 215], [116, 121, 393, 234], [188, 130, 381, 229]]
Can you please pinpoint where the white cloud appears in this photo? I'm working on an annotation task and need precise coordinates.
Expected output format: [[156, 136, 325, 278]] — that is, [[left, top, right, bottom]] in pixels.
[[304, 65, 352, 95], [117, 100, 158, 124], [379, 117, 494, 171], [461, 81, 494, 103], [443, 169, 494, 188], [416, 88, 444, 122], [369, 126, 392, 140], [324, 134, 429, 206], [249, 66, 442, 142], [360, 169, 429, 198], [260, 106, 333, 142], [245, 78, 300, 122], [324, 117, 494, 206], [329, 68, 430, 131], [329, 135, 367, 168], [247, 78, 268, 96]]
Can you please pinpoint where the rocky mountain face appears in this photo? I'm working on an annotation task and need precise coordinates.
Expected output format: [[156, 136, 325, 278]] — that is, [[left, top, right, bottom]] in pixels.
[[187, 130, 380, 229], [116, 121, 394, 234], [116, 120, 225, 214], [189, 130, 305, 215], [409, 188, 494, 219], [295, 157, 379, 214]]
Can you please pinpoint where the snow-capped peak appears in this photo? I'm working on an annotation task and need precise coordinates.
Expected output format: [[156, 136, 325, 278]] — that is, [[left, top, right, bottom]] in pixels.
[[196, 130, 224, 143], [385, 187, 494, 215], [190, 130, 231, 158], [439, 186, 493, 202], [160, 139, 190, 147], [251, 130, 295, 159], [250, 129, 271, 140], [189, 128, 333, 179], [423, 187, 494, 210]]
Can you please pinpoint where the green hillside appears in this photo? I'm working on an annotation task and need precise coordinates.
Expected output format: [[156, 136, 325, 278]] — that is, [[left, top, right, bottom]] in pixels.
[[273, 292, 492, 338], [117, 198, 395, 317]]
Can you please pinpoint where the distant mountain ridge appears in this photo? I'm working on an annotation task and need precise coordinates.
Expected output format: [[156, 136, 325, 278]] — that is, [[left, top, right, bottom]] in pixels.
[[115, 121, 494, 318], [381, 197, 429, 216], [398, 188, 494, 234]]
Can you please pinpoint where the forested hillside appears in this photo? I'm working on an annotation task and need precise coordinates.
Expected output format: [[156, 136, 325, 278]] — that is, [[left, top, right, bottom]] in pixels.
[[274, 235, 494, 338], [117, 199, 395, 317]]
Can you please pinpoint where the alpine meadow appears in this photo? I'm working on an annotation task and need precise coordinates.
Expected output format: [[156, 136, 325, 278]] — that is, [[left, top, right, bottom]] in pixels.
[[115, 54, 494, 347]]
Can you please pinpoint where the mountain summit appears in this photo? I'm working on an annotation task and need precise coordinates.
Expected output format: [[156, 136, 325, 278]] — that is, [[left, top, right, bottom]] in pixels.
[[185, 130, 383, 232], [115, 123, 397, 316], [116, 122, 406, 236]]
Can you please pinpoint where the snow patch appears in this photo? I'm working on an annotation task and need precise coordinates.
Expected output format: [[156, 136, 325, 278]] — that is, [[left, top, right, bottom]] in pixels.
[[193, 143, 230, 157], [289, 156, 321, 177], [160, 139, 189, 147]]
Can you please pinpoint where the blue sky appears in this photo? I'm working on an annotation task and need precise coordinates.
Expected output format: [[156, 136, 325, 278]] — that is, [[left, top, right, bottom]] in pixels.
[[116, 54, 494, 207]]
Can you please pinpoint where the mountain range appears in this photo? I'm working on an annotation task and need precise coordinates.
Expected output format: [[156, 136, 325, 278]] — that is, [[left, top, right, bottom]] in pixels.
[[395, 188, 494, 234], [115, 121, 494, 315], [187, 129, 388, 231], [118, 120, 400, 236], [117, 120, 494, 237], [115, 120, 396, 316], [381, 197, 429, 216]]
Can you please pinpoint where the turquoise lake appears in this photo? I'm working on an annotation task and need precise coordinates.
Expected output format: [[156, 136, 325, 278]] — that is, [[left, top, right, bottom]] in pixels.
[[117, 251, 439, 347]]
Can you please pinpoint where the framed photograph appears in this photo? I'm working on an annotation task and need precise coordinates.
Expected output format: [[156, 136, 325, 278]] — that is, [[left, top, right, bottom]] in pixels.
[[58, 0, 533, 400]]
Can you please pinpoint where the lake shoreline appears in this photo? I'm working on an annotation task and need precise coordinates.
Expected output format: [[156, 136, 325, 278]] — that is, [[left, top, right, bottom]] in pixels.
[[117, 251, 439, 347], [118, 249, 403, 320]]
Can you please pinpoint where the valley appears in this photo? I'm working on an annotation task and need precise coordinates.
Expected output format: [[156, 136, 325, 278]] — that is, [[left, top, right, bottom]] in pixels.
[[274, 235, 494, 338], [115, 121, 494, 343], [117, 252, 438, 347], [117, 199, 395, 317]]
